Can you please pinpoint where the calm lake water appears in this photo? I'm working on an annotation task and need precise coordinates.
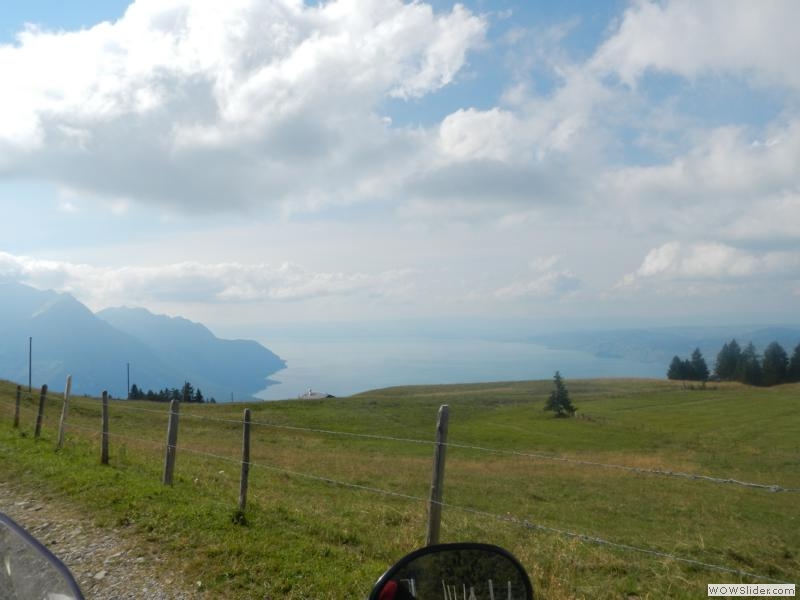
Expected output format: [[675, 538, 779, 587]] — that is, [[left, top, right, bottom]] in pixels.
[[255, 336, 665, 400]]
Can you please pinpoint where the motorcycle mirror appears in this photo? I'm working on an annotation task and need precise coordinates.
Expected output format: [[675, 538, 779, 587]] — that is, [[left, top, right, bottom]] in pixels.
[[369, 542, 534, 600], [0, 512, 85, 600]]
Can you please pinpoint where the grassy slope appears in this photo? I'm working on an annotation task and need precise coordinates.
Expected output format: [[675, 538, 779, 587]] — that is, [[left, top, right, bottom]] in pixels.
[[0, 378, 797, 599]]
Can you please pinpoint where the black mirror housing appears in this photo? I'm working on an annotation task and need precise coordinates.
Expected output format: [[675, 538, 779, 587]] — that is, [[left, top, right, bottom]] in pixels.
[[369, 542, 533, 600]]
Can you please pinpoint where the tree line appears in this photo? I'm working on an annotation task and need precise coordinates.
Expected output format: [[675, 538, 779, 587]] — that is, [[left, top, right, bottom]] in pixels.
[[668, 339, 800, 386], [128, 380, 216, 403]]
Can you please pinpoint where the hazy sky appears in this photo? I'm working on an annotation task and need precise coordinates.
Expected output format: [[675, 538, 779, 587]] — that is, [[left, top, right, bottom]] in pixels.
[[1, 0, 798, 335]]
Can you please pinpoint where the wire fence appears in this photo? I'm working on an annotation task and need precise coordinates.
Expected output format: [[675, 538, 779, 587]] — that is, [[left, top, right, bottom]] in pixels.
[[0, 384, 796, 587], [70, 394, 800, 493], [5, 386, 800, 483]]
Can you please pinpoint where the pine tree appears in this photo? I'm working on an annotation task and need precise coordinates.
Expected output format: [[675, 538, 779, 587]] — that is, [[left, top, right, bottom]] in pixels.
[[667, 356, 684, 380], [544, 371, 576, 418], [668, 352, 706, 381], [762, 342, 788, 386], [739, 342, 762, 386], [787, 343, 800, 383], [714, 342, 729, 379], [715, 339, 741, 380], [690, 348, 709, 382]]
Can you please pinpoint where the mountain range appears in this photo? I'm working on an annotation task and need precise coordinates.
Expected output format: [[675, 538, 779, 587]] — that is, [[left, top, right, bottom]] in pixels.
[[2, 280, 797, 400], [0, 282, 285, 400]]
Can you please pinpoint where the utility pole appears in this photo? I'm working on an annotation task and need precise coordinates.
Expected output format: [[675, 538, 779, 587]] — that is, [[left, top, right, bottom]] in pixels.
[[28, 337, 32, 392]]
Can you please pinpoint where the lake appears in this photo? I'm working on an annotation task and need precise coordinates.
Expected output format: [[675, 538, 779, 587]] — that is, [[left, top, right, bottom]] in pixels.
[[255, 336, 666, 400]]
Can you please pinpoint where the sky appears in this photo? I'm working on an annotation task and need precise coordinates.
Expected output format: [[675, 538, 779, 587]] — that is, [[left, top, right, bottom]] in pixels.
[[0, 0, 798, 338]]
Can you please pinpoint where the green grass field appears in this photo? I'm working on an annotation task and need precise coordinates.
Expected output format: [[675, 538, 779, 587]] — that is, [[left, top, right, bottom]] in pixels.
[[0, 378, 797, 598]]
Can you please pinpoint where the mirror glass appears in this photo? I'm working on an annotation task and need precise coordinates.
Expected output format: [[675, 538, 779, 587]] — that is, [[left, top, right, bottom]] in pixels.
[[370, 543, 533, 600], [0, 513, 84, 600]]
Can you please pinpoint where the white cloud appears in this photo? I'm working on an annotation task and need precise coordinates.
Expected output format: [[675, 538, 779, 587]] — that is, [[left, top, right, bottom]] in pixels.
[[405, 70, 611, 215], [591, 0, 800, 90], [436, 60, 613, 165], [438, 108, 523, 163], [630, 121, 799, 196], [555, 1, 800, 248], [2, 0, 799, 326], [389, 3, 486, 99], [5, 0, 793, 230], [0, 251, 415, 308], [604, 118, 800, 240], [724, 191, 800, 243], [620, 241, 800, 287], [0, 0, 486, 212], [494, 255, 582, 300], [495, 270, 581, 300], [530, 255, 560, 271]]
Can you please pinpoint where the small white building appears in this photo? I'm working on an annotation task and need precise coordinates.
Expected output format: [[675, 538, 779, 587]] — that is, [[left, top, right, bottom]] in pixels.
[[298, 388, 335, 400]]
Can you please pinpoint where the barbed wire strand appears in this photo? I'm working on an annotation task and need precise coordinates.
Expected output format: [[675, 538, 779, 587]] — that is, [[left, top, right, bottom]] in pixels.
[[159, 444, 792, 585], [0, 397, 38, 415], [444, 441, 800, 493], [78, 399, 430, 441], [69, 399, 169, 418], [66, 422, 164, 452], [442, 503, 792, 585], [0, 397, 49, 423], [71, 397, 438, 442], [57, 421, 101, 438], [6, 394, 800, 493], [3, 408, 791, 586], [85, 398, 800, 492]]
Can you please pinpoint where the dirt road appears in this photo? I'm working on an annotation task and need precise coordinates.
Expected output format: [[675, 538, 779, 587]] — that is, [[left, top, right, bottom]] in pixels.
[[0, 481, 199, 600]]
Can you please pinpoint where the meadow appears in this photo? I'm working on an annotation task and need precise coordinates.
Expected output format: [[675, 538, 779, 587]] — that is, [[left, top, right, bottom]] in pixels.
[[0, 377, 797, 599]]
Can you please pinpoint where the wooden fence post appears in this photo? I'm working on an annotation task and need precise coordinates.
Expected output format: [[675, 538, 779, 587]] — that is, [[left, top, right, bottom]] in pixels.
[[427, 404, 449, 546], [162, 399, 180, 485], [239, 408, 252, 514], [13, 385, 21, 429], [57, 375, 72, 450], [101, 391, 110, 465], [34, 384, 48, 440]]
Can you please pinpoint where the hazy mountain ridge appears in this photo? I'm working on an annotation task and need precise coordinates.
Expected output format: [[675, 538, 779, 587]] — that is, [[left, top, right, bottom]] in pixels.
[[97, 307, 285, 401], [530, 326, 800, 367], [0, 282, 285, 400], [2, 280, 796, 399]]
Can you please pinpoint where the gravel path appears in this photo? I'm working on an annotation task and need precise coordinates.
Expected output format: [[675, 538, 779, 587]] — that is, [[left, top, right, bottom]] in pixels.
[[0, 481, 200, 600]]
